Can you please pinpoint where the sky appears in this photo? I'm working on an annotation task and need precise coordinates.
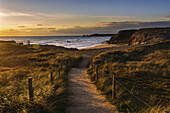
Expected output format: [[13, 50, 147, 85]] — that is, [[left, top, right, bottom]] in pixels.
[[0, 0, 170, 36]]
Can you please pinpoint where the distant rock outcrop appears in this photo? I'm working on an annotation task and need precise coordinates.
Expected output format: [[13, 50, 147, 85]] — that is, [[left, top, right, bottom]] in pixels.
[[0, 40, 16, 43], [108, 27, 170, 45]]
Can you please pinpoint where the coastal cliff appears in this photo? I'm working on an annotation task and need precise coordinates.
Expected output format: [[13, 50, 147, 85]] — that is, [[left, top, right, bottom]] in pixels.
[[108, 27, 170, 45], [108, 30, 137, 44]]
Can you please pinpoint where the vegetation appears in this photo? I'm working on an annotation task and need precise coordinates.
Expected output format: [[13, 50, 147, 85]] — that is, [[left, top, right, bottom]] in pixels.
[[87, 41, 170, 113], [0, 42, 82, 113], [108, 27, 170, 45]]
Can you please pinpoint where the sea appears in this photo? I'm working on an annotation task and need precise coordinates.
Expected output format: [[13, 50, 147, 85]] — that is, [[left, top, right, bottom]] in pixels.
[[0, 36, 111, 49]]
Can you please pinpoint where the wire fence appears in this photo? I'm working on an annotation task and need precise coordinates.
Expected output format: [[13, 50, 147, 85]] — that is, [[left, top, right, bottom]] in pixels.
[[0, 60, 68, 113], [27, 61, 67, 102], [89, 59, 169, 113]]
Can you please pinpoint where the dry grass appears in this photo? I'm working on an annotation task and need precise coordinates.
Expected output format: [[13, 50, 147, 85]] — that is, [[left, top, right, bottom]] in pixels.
[[87, 41, 170, 113], [0, 42, 82, 113]]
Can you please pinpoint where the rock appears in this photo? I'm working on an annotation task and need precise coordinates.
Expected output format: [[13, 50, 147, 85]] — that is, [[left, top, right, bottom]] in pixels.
[[67, 41, 71, 43], [109, 30, 137, 44], [0, 40, 16, 43], [108, 27, 170, 45]]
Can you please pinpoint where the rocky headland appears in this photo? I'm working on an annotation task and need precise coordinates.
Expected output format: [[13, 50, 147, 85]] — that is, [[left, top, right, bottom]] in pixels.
[[108, 27, 170, 45]]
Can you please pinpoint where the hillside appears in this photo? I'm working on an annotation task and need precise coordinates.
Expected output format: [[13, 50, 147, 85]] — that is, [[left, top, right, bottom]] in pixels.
[[0, 41, 81, 113], [88, 41, 170, 112], [108, 27, 170, 45]]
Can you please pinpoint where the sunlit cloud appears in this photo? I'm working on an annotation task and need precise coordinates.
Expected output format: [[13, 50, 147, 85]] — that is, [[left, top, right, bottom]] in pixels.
[[0, 9, 33, 17], [0, 7, 170, 36], [0, 21, 170, 36], [17, 26, 26, 28], [1, 9, 170, 29], [37, 24, 43, 26], [4, 12, 32, 17], [0, 12, 8, 16], [49, 21, 170, 35], [159, 15, 170, 21]]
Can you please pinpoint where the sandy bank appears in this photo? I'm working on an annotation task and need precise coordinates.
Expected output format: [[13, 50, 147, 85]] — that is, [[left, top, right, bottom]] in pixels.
[[79, 44, 128, 50]]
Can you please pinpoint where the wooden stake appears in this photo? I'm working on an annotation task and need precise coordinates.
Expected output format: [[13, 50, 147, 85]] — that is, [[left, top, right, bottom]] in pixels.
[[58, 68, 61, 77], [68, 60, 71, 67], [1, 97, 5, 113], [112, 75, 115, 99], [164, 111, 170, 113], [96, 65, 98, 81], [28, 77, 33, 101], [60, 63, 62, 71], [50, 71, 53, 84]]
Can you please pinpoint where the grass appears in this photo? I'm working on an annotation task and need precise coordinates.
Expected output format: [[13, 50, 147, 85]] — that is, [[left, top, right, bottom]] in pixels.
[[87, 40, 170, 113], [0, 42, 82, 113]]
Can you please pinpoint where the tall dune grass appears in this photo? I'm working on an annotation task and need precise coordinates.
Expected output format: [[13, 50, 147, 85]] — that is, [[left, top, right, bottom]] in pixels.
[[0, 42, 82, 113], [87, 41, 170, 113]]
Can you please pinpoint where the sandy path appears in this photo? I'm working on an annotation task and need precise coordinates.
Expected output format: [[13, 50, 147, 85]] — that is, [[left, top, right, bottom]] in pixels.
[[66, 56, 119, 113]]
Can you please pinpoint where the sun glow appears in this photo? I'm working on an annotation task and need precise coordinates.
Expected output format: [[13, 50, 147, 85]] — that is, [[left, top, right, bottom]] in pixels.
[[0, 10, 5, 29], [0, 12, 6, 16], [0, 12, 2, 30], [0, 11, 9, 30]]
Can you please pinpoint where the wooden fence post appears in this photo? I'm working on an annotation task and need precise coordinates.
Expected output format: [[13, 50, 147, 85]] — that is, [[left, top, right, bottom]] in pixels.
[[28, 77, 33, 101], [58, 68, 61, 77], [68, 60, 71, 67], [60, 63, 62, 71], [91, 61, 93, 71], [50, 71, 53, 84], [112, 75, 115, 99], [64, 60, 66, 66], [1, 97, 5, 113], [96, 65, 98, 81]]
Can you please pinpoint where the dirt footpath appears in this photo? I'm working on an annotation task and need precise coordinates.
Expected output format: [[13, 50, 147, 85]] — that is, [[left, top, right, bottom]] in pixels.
[[66, 56, 119, 113]]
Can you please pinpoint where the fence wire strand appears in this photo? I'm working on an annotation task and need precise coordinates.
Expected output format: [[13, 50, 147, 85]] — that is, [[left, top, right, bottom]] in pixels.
[[114, 79, 155, 111], [92, 63, 156, 112], [114, 90, 135, 112]]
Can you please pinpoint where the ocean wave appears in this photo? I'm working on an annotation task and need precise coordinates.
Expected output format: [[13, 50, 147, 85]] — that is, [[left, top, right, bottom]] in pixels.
[[0, 36, 111, 49]]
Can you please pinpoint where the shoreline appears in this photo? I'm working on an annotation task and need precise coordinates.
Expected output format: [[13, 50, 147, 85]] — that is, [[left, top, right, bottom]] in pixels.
[[0, 36, 111, 50], [0, 40, 130, 50]]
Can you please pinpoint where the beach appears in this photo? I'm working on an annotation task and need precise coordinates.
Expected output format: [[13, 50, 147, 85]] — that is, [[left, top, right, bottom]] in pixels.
[[79, 43, 129, 50]]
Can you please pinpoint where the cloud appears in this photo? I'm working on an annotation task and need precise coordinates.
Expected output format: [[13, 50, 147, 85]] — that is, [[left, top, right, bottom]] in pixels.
[[0, 9, 33, 17], [1, 8, 170, 29], [51, 21, 170, 35], [37, 24, 43, 26], [158, 15, 170, 21], [1, 21, 170, 36], [18, 26, 26, 28], [90, 15, 134, 20]]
